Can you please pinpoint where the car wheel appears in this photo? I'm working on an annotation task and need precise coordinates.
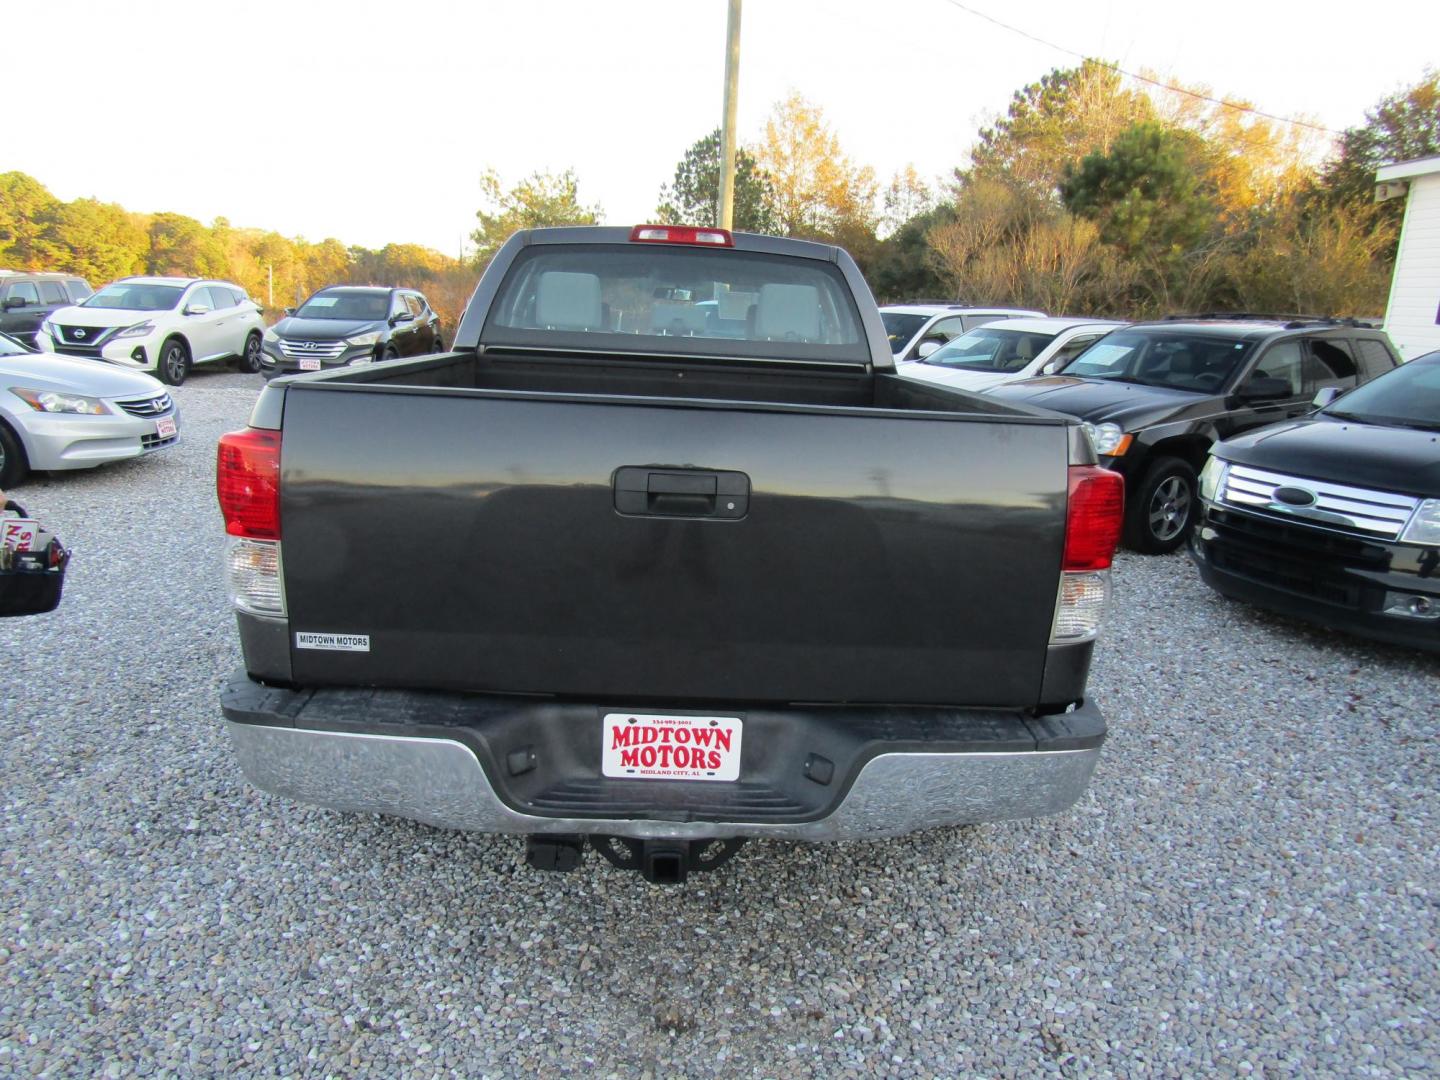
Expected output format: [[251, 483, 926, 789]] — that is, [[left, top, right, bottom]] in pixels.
[[381, 346, 399, 362], [431, 338, 445, 353], [0, 420, 29, 488], [1125, 457, 1198, 555], [157, 338, 190, 386], [238, 332, 263, 374]]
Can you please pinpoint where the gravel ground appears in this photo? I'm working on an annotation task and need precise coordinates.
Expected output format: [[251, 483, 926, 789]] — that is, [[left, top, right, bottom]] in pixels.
[[1, 368, 1437, 1078]]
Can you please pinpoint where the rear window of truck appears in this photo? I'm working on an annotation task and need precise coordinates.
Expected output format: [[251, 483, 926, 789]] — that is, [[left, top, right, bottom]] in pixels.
[[481, 244, 869, 364]]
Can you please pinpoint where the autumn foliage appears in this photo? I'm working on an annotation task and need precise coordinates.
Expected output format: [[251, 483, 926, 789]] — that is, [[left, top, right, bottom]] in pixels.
[[3, 66, 1436, 327], [0, 173, 477, 328]]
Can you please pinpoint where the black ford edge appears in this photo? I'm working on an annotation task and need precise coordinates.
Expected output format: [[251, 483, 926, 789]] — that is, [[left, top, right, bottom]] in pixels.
[[1191, 350, 1440, 652], [259, 285, 442, 378]]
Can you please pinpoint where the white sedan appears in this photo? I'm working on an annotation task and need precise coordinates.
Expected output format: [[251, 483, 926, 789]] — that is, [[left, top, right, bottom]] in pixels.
[[35, 276, 264, 385], [0, 331, 179, 488], [899, 317, 1127, 393]]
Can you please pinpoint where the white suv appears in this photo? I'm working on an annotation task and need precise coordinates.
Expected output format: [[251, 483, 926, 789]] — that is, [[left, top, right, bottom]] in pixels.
[[900, 317, 1127, 393], [37, 276, 265, 385], [881, 302, 1046, 363]]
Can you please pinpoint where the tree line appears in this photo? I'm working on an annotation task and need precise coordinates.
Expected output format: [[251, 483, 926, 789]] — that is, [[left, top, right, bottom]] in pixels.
[[3, 63, 1436, 325], [0, 173, 478, 326], [465, 64, 1438, 318]]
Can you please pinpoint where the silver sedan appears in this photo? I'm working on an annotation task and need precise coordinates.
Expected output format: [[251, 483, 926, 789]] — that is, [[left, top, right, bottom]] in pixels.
[[0, 331, 180, 488]]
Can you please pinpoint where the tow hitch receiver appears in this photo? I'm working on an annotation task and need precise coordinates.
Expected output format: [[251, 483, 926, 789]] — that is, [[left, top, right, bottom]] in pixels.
[[591, 836, 747, 885]]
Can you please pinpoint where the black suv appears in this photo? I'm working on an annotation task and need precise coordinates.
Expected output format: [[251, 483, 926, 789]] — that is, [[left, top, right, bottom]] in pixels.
[[987, 316, 1401, 553], [0, 271, 93, 347], [259, 285, 443, 378]]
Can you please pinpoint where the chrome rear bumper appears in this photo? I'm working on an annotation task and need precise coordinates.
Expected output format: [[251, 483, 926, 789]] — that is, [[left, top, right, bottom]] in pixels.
[[225, 720, 1101, 841]]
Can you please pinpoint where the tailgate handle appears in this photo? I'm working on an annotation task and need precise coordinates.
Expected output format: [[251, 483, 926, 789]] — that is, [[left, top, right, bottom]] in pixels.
[[613, 467, 749, 519]]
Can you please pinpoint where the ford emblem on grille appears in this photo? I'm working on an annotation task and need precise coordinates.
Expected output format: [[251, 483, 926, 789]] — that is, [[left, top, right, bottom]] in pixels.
[[72, 328, 86, 339], [1273, 485, 1318, 507]]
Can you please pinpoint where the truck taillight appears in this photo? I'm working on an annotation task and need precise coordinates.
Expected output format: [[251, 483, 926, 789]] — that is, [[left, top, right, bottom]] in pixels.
[[629, 225, 734, 247], [1063, 466, 1124, 572], [217, 428, 281, 540], [1053, 466, 1124, 643], [218, 428, 286, 618]]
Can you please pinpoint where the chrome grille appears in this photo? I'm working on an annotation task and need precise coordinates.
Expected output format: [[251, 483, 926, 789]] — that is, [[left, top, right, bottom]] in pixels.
[[1219, 463, 1418, 540], [116, 393, 172, 418], [278, 338, 347, 360]]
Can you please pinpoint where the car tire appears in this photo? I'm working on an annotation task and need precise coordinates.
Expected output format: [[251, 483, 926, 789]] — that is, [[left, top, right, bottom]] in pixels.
[[1125, 457, 1198, 555], [381, 346, 399, 362], [0, 420, 29, 488], [157, 338, 190, 386], [238, 332, 263, 374]]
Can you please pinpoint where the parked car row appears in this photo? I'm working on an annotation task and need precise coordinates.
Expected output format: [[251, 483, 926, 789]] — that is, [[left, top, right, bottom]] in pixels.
[[4, 268, 446, 388], [890, 303, 1436, 651], [0, 272, 444, 489], [893, 309, 1403, 551], [6, 250, 1432, 655]]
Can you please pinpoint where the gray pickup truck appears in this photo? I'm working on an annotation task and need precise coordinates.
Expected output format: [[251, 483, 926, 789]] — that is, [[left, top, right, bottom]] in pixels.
[[217, 225, 1123, 884]]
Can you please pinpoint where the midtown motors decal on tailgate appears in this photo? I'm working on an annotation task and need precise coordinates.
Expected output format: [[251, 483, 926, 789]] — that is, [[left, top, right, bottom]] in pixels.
[[295, 632, 371, 652], [601, 713, 743, 782]]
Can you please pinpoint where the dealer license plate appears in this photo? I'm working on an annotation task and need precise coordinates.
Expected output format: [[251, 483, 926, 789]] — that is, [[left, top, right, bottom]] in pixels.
[[299, 356, 322, 371], [155, 416, 177, 439], [601, 713, 743, 782]]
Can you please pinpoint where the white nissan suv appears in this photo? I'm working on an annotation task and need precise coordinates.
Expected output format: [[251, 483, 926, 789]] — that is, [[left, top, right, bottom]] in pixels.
[[900, 317, 1128, 393], [36, 276, 265, 385], [881, 302, 1046, 363]]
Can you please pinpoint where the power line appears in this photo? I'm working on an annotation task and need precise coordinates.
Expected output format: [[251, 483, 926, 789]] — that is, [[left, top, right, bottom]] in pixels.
[[939, 0, 1343, 136]]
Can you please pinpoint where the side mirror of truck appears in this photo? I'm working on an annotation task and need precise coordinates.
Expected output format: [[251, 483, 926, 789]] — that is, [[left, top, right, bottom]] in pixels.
[[1311, 386, 1343, 409], [915, 340, 941, 361], [1235, 377, 1292, 402], [2, 296, 27, 310], [284, 307, 296, 317], [390, 311, 415, 326]]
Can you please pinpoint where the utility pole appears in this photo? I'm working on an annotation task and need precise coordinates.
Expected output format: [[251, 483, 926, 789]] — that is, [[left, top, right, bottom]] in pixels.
[[267, 264, 273, 307], [718, 0, 742, 230]]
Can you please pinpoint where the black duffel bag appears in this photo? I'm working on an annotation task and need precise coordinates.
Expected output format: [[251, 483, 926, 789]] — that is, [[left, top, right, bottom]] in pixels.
[[1, 501, 69, 618]]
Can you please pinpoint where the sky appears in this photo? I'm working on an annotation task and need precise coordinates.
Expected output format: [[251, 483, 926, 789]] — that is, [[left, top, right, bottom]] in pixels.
[[6, 0, 1438, 257]]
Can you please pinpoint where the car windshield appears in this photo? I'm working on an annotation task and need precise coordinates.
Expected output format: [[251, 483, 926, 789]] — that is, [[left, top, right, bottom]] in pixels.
[[483, 244, 868, 363], [1322, 352, 1440, 430], [881, 312, 930, 351], [82, 283, 185, 311], [924, 328, 1057, 372], [1062, 331, 1254, 392], [295, 291, 390, 320]]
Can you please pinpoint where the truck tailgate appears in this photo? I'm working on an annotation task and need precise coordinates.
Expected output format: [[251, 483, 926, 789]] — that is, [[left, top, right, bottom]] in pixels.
[[278, 386, 1068, 708]]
